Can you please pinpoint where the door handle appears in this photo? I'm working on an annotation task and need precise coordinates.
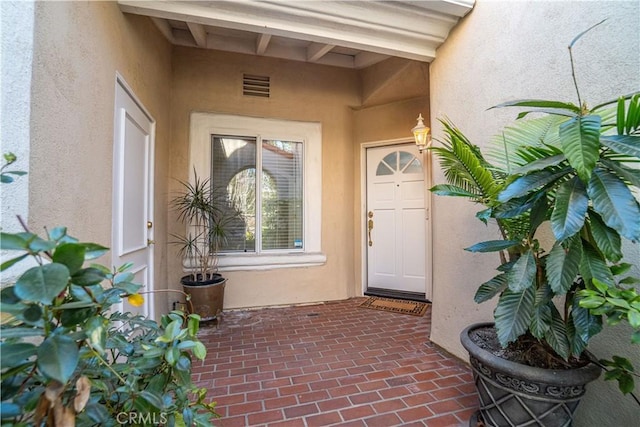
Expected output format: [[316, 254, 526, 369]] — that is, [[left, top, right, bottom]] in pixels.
[[368, 211, 374, 246]]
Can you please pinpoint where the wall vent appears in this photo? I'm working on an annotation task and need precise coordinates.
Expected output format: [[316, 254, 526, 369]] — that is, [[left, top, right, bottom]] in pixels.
[[243, 74, 270, 98]]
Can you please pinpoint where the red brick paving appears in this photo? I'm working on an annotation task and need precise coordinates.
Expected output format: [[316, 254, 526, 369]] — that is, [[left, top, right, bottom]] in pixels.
[[193, 298, 478, 426]]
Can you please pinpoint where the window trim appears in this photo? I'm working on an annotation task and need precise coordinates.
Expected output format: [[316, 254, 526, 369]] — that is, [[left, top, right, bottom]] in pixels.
[[188, 112, 325, 271]]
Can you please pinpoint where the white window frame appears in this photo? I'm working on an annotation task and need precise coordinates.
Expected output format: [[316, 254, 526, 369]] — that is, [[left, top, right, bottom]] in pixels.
[[188, 112, 325, 271]]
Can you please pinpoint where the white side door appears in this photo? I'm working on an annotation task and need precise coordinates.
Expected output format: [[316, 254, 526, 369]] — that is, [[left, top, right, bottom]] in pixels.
[[366, 144, 427, 297], [112, 79, 155, 319]]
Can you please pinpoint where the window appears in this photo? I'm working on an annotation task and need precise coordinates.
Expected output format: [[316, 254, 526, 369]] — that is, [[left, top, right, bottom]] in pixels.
[[188, 113, 325, 270], [212, 136, 303, 252]]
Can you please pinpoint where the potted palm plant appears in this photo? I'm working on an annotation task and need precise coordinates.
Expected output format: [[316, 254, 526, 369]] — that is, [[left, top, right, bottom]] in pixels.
[[171, 170, 238, 321], [431, 23, 639, 426]]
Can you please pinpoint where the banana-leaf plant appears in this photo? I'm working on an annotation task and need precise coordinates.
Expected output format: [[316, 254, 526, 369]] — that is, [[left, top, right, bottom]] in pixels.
[[430, 22, 640, 397]]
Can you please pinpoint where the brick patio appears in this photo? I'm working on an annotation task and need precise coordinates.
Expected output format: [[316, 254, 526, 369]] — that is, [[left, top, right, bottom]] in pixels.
[[193, 297, 478, 427]]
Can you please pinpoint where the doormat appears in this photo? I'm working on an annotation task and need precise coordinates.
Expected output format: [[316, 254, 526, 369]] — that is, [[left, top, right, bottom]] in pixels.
[[358, 296, 429, 317]]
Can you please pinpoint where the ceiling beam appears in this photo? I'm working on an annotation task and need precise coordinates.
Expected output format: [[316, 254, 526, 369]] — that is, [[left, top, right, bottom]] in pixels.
[[354, 52, 389, 69], [307, 43, 335, 63], [186, 22, 207, 47], [150, 17, 174, 43], [256, 33, 271, 55]]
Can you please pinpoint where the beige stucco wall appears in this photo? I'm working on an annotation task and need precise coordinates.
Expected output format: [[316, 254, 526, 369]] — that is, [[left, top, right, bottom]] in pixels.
[[29, 1, 172, 316], [430, 0, 640, 423], [169, 47, 361, 309]]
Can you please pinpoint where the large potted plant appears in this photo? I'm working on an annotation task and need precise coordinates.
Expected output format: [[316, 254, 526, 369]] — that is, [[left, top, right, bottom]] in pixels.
[[171, 171, 238, 321], [431, 24, 639, 426]]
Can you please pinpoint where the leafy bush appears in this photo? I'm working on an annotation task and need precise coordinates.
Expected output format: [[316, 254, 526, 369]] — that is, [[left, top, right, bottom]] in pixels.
[[1, 155, 218, 426]]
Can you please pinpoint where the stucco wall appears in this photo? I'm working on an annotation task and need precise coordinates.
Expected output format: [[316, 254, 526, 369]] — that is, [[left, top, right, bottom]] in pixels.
[[429, 0, 640, 423], [29, 1, 172, 316], [170, 47, 360, 308]]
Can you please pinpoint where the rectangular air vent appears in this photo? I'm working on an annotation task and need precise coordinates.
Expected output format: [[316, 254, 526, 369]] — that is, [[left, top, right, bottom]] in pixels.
[[243, 74, 270, 98]]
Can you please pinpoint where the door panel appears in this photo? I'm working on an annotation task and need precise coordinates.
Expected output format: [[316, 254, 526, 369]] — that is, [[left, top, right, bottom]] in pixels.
[[113, 80, 155, 319], [366, 144, 426, 295]]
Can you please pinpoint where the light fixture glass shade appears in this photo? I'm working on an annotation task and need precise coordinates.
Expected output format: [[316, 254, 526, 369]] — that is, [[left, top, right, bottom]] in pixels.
[[412, 113, 431, 151]]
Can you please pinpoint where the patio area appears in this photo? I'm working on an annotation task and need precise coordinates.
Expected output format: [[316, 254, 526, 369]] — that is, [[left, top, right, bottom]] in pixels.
[[192, 298, 478, 426]]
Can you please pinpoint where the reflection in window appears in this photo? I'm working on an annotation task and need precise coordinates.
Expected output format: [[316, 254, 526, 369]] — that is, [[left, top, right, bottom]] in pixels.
[[212, 136, 303, 252]]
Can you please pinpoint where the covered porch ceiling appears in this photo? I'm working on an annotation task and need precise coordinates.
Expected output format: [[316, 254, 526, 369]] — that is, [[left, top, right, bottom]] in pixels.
[[118, 0, 475, 69]]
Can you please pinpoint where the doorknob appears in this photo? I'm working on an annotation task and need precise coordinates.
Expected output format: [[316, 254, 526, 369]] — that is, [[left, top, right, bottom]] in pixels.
[[367, 211, 374, 247]]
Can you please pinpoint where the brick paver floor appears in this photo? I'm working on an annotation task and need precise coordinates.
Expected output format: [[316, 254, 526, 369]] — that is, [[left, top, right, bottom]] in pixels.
[[193, 297, 478, 427]]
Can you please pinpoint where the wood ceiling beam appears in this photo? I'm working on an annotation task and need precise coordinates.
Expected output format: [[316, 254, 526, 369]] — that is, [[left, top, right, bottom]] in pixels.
[[186, 22, 207, 47], [307, 43, 335, 63], [256, 33, 271, 55], [150, 17, 174, 43]]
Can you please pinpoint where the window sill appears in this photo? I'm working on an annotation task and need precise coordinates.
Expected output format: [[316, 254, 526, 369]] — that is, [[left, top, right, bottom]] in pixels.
[[183, 252, 327, 272]]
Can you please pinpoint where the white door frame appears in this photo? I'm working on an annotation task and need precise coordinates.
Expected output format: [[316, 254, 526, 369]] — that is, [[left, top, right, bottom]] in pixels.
[[360, 137, 433, 300], [112, 74, 156, 319]]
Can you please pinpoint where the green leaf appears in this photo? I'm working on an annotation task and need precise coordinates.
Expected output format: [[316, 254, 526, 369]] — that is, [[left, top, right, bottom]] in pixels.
[[506, 249, 536, 292], [22, 304, 43, 323], [491, 99, 581, 113], [632, 330, 640, 344], [529, 193, 549, 235], [85, 316, 107, 354], [0, 402, 21, 419], [15, 263, 70, 304], [546, 238, 582, 294], [628, 310, 640, 328], [494, 286, 536, 347], [0, 327, 44, 339], [52, 243, 86, 275], [60, 308, 95, 327], [559, 115, 601, 182], [80, 243, 109, 260], [1, 254, 29, 271], [611, 263, 632, 276], [572, 300, 602, 342], [0, 343, 36, 368], [498, 167, 571, 202], [617, 97, 626, 135], [474, 274, 508, 303], [566, 316, 587, 357], [529, 302, 552, 339], [544, 306, 570, 360], [464, 240, 521, 253], [601, 135, 640, 158], [587, 167, 640, 241], [600, 158, 640, 189], [588, 211, 623, 263], [0, 233, 29, 250], [37, 334, 79, 383], [193, 341, 206, 360], [188, 315, 200, 337], [71, 267, 106, 286], [618, 372, 635, 394], [140, 391, 165, 410], [580, 241, 614, 286], [512, 154, 566, 175], [429, 184, 479, 198], [552, 177, 589, 240]]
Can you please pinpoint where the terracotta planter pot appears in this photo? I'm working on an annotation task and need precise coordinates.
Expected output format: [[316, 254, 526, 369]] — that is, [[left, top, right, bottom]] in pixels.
[[181, 274, 226, 321], [460, 323, 600, 427]]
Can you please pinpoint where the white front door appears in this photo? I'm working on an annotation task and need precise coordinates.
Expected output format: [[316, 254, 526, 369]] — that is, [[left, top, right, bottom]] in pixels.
[[112, 78, 155, 319], [366, 144, 427, 297]]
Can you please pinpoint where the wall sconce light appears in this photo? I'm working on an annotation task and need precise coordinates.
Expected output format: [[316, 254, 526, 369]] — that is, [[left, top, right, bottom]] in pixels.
[[412, 113, 431, 153]]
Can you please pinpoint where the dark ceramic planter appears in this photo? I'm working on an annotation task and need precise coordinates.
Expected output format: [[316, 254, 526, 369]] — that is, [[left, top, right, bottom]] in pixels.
[[461, 323, 600, 427], [181, 274, 226, 321]]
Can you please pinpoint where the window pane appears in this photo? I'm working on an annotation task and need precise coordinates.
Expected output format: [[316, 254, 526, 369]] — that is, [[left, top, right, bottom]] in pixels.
[[262, 140, 303, 250], [382, 152, 397, 171], [212, 135, 256, 252]]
